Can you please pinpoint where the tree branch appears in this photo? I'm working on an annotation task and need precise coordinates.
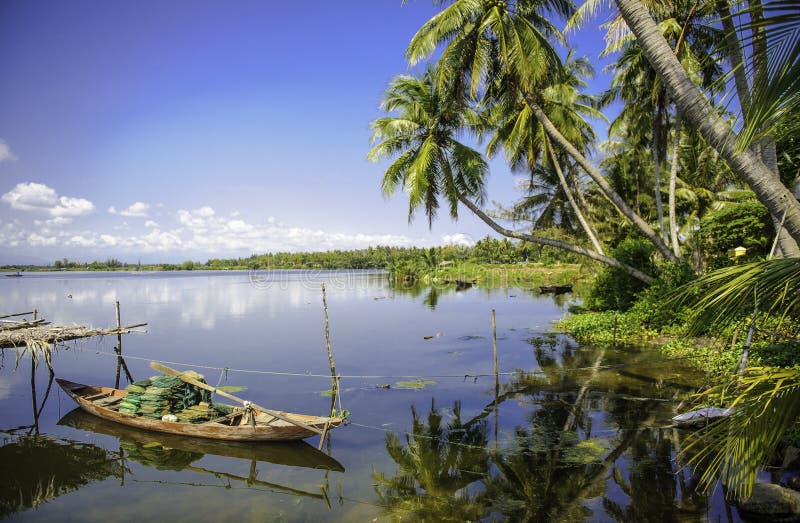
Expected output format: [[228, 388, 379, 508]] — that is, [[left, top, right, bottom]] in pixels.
[[457, 193, 655, 284]]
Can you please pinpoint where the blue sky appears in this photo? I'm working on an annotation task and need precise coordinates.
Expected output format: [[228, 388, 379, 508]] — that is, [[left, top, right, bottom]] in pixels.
[[0, 0, 615, 264]]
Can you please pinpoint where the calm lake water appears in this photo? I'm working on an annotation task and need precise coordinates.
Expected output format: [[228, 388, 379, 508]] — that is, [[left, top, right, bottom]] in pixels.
[[1, 271, 742, 521]]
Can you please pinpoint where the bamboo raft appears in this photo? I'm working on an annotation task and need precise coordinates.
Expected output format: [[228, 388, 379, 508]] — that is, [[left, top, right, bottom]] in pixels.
[[0, 310, 146, 349]]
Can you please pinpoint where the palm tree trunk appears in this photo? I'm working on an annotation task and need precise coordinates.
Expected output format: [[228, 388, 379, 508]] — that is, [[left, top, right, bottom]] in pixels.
[[615, 0, 800, 250], [716, 0, 751, 115], [524, 96, 679, 263], [547, 141, 605, 255], [669, 111, 682, 257], [653, 94, 669, 243], [457, 193, 655, 284], [716, 0, 800, 256]]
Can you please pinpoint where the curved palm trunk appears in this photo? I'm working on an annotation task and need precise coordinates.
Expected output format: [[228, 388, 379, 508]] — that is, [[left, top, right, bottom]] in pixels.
[[547, 143, 605, 255], [668, 111, 682, 257], [457, 193, 655, 284], [525, 97, 679, 263], [616, 0, 800, 250]]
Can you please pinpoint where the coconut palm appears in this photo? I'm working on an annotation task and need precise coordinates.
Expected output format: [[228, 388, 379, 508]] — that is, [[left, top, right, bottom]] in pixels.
[[613, 0, 800, 247], [369, 66, 657, 282], [669, 257, 800, 498], [601, 0, 724, 255], [368, 69, 488, 227], [484, 51, 607, 253], [405, 0, 679, 262]]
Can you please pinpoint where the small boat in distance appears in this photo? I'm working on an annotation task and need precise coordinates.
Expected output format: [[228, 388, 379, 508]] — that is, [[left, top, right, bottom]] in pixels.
[[57, 378, 343, 442], [539, 284, 573, 295], [5, 271, 22, 277]]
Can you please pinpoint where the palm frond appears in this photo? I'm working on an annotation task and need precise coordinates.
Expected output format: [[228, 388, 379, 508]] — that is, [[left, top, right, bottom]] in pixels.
[[685, 367, 800, 499]]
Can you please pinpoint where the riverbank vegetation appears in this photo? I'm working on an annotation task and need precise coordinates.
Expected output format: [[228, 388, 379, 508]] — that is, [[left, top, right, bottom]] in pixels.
[[2, 236, 593, 288]]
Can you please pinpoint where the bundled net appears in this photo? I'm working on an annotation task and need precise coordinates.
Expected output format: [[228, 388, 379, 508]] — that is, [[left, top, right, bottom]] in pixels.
[[118, 371, 213, 421]]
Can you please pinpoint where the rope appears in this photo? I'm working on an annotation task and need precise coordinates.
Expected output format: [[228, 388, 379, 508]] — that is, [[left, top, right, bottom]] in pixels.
[[60, 344, 712, 382], [753, 326, 800, 343]]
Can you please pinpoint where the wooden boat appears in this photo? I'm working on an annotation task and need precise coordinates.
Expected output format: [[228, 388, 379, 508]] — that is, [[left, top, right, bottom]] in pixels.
[[5, 271, 22, 277], [59, 408, 345, 471], [57, 378, 343, 442], [539, 284, 573, 295]]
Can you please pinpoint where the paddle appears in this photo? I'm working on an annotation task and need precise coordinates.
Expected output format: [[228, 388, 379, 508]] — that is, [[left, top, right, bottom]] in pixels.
[[149, 361, 324, 435]]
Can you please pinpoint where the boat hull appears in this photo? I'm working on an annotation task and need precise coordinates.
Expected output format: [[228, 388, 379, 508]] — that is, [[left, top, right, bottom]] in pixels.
[[57, 378, 342, 442]]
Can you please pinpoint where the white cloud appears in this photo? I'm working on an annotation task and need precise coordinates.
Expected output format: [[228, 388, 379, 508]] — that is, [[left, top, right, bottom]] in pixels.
[[52, 196, 94, 217], [119, 201, 149, 217], [1, 203, 423, 256], [108, 206, 117, 214], [442, 233, 475, 247], [2, 182, 94, 217], [0, 140, 15, 163], [28, 233, 57, 246], [34, 217, 72, 228]]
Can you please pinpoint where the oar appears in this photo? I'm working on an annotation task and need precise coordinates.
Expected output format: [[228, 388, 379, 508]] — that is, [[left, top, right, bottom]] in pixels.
[[149, 361, 324, 435]]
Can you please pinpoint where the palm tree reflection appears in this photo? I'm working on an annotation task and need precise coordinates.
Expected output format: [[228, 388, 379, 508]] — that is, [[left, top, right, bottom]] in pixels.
[[373, 399, 489, 521]]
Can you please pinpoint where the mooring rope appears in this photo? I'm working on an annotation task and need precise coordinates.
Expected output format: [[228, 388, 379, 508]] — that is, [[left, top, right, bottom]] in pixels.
[[61, 343, 711, 381]]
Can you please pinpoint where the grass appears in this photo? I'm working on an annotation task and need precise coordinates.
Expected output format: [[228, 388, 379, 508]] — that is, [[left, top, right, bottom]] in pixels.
[[419, 262, 590, 288]]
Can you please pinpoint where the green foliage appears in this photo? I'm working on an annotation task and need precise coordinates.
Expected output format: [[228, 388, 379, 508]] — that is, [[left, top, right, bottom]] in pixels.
[[584, 238, 657, 311], [625, 261, 696, 330], [699, 200, 773, 269], [685, 368, 800, 499], [556, 311, 657, 345], [394, 379, 436, 390], [670, 258, 800, 336]]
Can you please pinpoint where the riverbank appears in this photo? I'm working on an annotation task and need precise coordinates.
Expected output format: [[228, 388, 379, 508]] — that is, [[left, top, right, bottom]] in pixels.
[[556, 308, 800, 377], [402, 261, 589, 288]]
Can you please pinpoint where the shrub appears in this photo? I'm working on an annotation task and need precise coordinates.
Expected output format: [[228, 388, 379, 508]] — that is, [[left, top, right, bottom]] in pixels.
[[584, 237, 657, 311]]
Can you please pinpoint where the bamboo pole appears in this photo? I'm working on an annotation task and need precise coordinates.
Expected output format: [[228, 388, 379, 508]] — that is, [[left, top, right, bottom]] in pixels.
[[0, 311, 35, 319], [321, 284, 338, 393], [321, 284, 338, 450]]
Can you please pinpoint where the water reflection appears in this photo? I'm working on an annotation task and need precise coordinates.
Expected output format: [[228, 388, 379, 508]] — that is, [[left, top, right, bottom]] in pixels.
[[0, 433, 124, 518], [59, 408, 344, 473], [373, 400, 489, 521], [373, 336, 737, 521]]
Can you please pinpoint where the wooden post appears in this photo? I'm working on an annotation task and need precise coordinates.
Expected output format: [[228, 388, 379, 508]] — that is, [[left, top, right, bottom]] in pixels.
[[115, 301, 122, 389], [33, 309, 38, 321], [114, 301, 134, 387], [321, 284, 338, 451], [492, 309, 499, 449], [491, 309, 498, 379], [322, 284, 338, 395]]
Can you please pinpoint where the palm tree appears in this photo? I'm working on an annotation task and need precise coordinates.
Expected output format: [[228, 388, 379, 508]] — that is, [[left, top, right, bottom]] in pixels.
[[484, 51, 607, 253], [369, 67, 656, 282], [405, 0, 679, 262], [601, 0, 724, 256], [368, 69, 488, 227], [613, 0, 800, 249]]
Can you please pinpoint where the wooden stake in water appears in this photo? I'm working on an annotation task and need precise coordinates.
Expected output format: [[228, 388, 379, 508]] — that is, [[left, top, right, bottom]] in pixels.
[[114, 301, 134, 388], [492, 309, 499, 449], [322, 284, 338, 394], [321, 284, 338, 451], [491, 309, 498, 378]]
